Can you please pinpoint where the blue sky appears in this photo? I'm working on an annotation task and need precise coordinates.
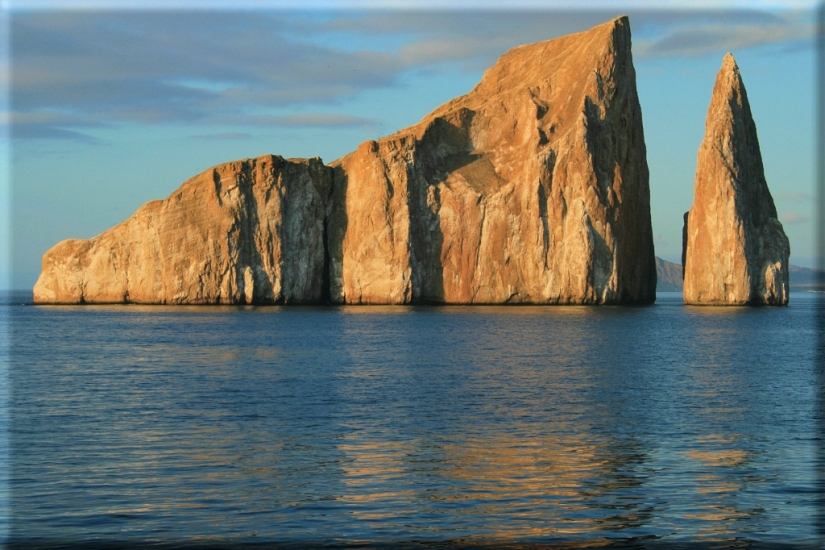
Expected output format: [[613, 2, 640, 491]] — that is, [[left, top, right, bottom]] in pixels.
[[1, 1, 819, 290]]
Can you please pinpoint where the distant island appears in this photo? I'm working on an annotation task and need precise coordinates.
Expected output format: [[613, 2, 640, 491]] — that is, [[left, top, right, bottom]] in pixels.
[[655, 258, 684, 293]]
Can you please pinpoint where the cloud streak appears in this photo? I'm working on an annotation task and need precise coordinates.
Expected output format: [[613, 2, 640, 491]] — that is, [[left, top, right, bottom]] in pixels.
[[11, 11, 397, 137], [224, 114, 379, 128], [188, 132, 253, 140], [780, 212, 810, 225], [4, 110, 106, 143], [11, 124, 100, 143], [634, 16, 815, 58], [775, 190, 812, 202], [9, 8, 816, 141]]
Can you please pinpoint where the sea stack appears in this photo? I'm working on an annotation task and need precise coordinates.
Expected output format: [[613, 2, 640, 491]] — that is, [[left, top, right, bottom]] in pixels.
[[682, 53, 790, 306], [328, 15, 656, 304], [34, 156, 333, 304], [33, 16, 657, 305]]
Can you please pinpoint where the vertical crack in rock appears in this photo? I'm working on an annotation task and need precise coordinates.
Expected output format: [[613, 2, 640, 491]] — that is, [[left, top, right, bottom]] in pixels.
[[682, 53, 790, 306]]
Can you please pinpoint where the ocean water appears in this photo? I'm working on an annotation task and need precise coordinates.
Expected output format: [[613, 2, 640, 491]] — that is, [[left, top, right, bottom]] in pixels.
[[4, 291, 822, 548]]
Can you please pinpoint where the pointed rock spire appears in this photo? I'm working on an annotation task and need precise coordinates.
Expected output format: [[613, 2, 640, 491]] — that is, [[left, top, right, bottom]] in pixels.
[[682, 53, 790, 305]]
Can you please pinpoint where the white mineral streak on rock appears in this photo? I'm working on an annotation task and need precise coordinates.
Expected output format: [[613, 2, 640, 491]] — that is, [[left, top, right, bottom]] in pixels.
[[682, 53, 790, 306]]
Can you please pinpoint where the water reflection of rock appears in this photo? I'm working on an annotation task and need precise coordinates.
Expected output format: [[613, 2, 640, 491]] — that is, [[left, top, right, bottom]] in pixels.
[[337, 438, 413, 522], [331, 430, 658, 542], [672, 313, 784, 543], [326, 306, 805, 544], [682, 435, 764, 542], [436, 433, 653, 540]]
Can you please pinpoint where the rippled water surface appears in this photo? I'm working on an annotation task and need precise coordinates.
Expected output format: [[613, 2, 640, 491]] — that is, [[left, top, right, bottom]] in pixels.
[[6, 292, 822, 547]]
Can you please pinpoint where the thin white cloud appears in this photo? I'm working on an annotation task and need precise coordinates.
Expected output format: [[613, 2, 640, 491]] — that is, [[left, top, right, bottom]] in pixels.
[[2, 109, 106, 142], [2, 110, 104, 126], [188, 132, 253, 140], [12, 125, 100, 143], [398, 37, 486, 66], [226, 114, 379, 128], [653, 233, 671, 247], [780, 212, 810, 224]]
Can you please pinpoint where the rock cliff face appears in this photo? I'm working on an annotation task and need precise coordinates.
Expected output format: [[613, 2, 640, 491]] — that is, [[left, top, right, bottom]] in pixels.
[[34, 156, 333, 304], [682, 53, 790, 306], [33, 16, 656, 305], [329, 15, 655, 304]]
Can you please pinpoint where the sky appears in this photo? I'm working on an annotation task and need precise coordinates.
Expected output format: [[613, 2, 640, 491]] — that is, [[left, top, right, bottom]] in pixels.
[[1, 1, 821, 290]]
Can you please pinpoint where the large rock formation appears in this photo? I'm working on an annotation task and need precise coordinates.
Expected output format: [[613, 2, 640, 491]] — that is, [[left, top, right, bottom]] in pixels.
[[682, 53, 790, 306], [33, 16, 657, 305], [329, 15, 655, 304], [34, 156, 333, 304]]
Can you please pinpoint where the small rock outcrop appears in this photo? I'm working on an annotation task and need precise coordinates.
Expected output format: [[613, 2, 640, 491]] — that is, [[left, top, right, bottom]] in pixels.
[[33, 16, 657, 305], [34, 156, 333, 304], [682, 53, 790, 306]]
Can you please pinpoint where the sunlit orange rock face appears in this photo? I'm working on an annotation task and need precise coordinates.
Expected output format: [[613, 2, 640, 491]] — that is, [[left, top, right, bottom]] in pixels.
[[329, 15, 655, 304], [33, 16, 656, 305], [682, 53, 789, 306], [34, 156, 333, 304]]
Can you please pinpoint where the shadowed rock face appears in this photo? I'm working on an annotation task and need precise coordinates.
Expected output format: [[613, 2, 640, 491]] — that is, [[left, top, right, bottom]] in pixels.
[[33, 16, 657, 305], [33, 156, 333, 304], [329, 15, 656, 304], [682, 53, 790, 306]]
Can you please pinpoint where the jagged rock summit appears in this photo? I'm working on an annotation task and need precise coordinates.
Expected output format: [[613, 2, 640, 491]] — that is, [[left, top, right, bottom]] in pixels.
[[33, 16, 657, 305], [682, 53, 790, 306]]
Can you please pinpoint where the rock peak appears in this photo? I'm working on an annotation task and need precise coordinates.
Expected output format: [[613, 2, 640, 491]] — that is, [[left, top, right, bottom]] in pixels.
[[328, 15, 656, 304], [682, 54, 790, 305]]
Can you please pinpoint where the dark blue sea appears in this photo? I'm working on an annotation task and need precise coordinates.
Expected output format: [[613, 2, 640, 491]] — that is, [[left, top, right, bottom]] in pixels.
[[3, 291, 823, 548]]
